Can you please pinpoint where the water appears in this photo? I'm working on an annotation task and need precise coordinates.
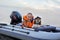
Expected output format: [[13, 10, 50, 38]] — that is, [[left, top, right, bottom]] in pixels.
[[0, 34, 21, 40], [0, 6, 60, 27]]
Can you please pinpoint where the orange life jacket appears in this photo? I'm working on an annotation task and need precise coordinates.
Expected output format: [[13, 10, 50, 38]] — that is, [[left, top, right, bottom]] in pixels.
[[23, 15, 34, 28]]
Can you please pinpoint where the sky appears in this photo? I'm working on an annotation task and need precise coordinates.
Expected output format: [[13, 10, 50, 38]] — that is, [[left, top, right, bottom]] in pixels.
[[0, 0, 60, 9]]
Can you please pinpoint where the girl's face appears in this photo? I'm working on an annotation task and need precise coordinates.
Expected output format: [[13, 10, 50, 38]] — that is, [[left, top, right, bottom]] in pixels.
[[27, 14, 33, 20], [36, 18, 41, 22], [37, 18, 41, 20]]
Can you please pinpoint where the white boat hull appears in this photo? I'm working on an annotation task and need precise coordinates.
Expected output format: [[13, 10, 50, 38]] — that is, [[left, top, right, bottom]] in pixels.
[[0, 25, 60, 40]]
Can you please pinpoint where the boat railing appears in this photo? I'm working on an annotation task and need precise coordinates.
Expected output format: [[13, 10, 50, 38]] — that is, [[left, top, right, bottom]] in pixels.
[[0, 25, 30, 34], [0, 23, 38, 32]]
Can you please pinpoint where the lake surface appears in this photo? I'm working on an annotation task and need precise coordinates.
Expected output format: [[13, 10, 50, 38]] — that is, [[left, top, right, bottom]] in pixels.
[[0, 6, 60, 27]]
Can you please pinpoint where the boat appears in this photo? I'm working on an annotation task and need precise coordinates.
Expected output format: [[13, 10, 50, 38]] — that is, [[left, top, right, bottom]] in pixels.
[[0, 23, 60, 40]]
